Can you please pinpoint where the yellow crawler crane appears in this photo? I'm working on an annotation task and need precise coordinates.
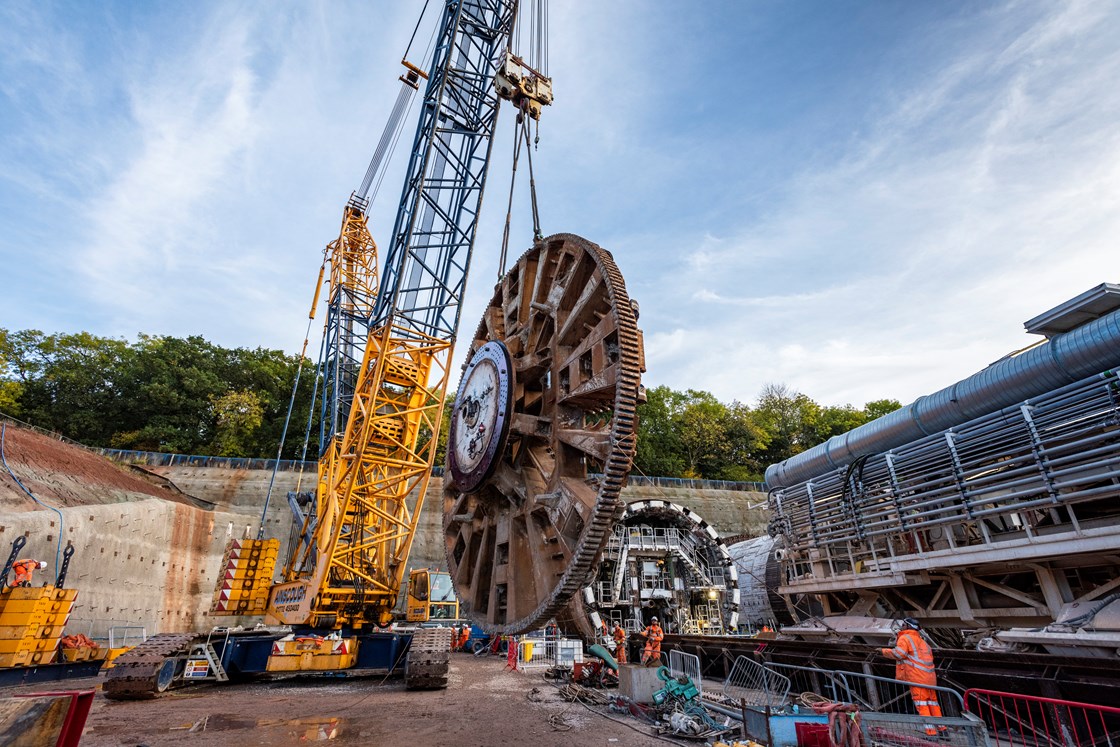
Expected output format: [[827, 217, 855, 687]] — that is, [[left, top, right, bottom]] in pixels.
[[267, 243, 453, 629], [105, 0, 548, 697]]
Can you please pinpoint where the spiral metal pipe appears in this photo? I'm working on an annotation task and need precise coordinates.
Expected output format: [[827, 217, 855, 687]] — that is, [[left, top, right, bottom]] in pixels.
[[765, 306, 1120, 488]]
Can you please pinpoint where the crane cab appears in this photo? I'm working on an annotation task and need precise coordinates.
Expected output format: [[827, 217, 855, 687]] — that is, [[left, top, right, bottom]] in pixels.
[[405, 569, 459, 623]]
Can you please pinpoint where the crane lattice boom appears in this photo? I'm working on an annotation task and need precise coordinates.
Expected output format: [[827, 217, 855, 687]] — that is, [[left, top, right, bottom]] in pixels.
[[268, 0, 520, 628]]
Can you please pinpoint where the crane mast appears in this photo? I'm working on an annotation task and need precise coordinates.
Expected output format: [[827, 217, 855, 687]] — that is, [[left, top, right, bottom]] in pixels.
[[268, 0, 522, 629]]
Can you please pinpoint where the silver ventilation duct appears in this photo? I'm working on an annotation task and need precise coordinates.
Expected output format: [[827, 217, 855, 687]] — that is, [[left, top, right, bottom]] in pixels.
[[766, 294, 1120, 489]]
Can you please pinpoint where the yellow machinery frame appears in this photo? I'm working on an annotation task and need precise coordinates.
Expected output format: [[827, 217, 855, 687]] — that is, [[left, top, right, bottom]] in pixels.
[[266, 204, 454, 628]]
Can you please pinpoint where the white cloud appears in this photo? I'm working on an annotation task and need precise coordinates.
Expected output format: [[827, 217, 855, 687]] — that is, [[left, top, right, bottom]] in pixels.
[[634, 0, 1120, 407], [3, 0, 1119, 420]]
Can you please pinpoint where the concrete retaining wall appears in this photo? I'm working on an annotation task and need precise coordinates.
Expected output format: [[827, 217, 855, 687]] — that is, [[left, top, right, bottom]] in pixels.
[[1, 499, 253, 639], [149, 467, 770, 578], [2, 434, 768, 639]]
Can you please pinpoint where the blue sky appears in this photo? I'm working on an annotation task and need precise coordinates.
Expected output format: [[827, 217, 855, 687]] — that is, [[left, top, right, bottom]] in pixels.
[[2, 1, 1117, 409]]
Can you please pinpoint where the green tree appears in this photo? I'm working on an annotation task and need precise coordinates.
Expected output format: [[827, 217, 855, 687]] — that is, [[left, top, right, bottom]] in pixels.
[[863, 398, 902, 420], [0, 329, 23, 414], [210, 389, 265, 456], [714, 401, 770, 481], [11, 331, 132, 444], [809, 404, 867, 445], [635, 385, 687, 477], [754, 383, 822, 464], [677, 390, 730, 478], [109, 335, 226, 452], [636, 387, 769, 481], [0, 328, 48, 383], [0, 381, 19, 414]]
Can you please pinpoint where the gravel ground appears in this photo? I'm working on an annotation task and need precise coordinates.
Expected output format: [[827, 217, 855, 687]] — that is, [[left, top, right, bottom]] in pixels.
[[3, 654, 684, 746]]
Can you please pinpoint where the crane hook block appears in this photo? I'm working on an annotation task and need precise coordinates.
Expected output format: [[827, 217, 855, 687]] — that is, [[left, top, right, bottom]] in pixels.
[[495, 51, 553, 120]]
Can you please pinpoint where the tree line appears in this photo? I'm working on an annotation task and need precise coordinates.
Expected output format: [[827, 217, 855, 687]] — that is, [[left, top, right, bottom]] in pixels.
[[634, 385, 900, 482], [0, 329, 316, 459], [1, 329, 900, 479]]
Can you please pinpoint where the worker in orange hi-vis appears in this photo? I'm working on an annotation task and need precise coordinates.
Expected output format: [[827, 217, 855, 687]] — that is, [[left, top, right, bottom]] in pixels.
[[11, 559, 46, 588], [638, 616, 664, 667], [611, 623, 628, 664], [880, 618, 944, 735]]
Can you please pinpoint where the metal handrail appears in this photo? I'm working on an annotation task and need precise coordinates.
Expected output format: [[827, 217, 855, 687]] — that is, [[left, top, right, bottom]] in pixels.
[[964, 688, 1120, 747]]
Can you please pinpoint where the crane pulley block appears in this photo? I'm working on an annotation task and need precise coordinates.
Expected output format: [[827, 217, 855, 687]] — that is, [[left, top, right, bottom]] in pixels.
[[495, 51, 553, 120]]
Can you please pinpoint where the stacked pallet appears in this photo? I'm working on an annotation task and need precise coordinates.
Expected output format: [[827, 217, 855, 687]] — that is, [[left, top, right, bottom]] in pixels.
[[209, 538, 279, 616], [0, 586, 77, 667]]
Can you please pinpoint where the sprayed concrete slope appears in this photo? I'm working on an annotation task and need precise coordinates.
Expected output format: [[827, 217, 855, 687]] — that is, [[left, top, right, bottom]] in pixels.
[[0, 426, 293, 638], [0, 423, 767, 637]]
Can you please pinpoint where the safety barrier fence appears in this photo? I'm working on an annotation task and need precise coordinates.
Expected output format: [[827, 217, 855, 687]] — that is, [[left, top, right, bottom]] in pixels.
[[95, 444, 767, 491], [94, 449, 317, 472], [964, 688, 1120, 747], [831, 668, 964, 717], [708, 662, 990, 747], [108, 626, 147, 649], [764, 662, 854, 705], [72, 619, 148, 645], [756, 661, 964, 717], [619, 475, 766, 492], [513, 636, 584, 672], [0, 413, 770, 490], [669, 649, 703, 698], [723, 655, 791, 707]]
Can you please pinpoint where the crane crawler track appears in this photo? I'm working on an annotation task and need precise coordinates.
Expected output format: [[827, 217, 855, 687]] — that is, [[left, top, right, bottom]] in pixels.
[[443, 234, 645, 635], [404, 627, 453, 689], [103, 633, 198, 700]]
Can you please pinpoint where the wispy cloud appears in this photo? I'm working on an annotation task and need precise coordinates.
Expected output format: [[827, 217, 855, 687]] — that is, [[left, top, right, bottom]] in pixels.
[[634, 0, 1120, 407], [2, 0, 1118, 416], [76, 10, 260, 314]]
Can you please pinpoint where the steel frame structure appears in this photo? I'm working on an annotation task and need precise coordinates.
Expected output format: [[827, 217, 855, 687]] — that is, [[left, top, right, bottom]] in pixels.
[[571, 499, 740, 640], [318, 194, 380, 449], [767, 369, 1120, 635], [269, 0, 516, 628]]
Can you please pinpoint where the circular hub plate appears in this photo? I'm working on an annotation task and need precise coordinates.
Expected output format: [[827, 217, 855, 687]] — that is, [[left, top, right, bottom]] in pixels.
[[447, 341, 513, 493], [443, 234, 645, 634]]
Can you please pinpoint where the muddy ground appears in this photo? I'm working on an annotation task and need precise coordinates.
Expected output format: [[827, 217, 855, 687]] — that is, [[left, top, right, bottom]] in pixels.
[[4, 654, 695, 746]]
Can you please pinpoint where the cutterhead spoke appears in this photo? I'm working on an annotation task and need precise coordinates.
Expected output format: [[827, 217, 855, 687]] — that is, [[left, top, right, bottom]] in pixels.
[[442, 234, 645, 634]]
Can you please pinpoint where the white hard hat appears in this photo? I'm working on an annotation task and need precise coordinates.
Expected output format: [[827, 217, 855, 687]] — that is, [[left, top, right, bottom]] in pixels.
[[38, 561, 46, 569], [651, 616, 659, 622]]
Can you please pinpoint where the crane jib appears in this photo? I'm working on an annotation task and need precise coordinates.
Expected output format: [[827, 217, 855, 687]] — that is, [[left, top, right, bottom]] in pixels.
[[372, 0, 516, 344]]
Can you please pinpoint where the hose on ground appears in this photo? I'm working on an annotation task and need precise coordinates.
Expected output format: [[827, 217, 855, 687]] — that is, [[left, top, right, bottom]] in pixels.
[[810, 701, 864, 747]]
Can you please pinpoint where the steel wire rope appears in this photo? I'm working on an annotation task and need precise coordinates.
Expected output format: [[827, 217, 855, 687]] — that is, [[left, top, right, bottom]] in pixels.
[[522, 115, 544, 240], [366, 15, 441, 206], [403, 0, 434, 62], [257, 254, 329, 540], [367, 89, 416, 207], [1, 422, 63, 585], [535, 0, 548, 77], [294, 328, 326, 495], [361, 0, 440, 206], [497, 113, 527, 277], [357, 84, 415, 202]]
